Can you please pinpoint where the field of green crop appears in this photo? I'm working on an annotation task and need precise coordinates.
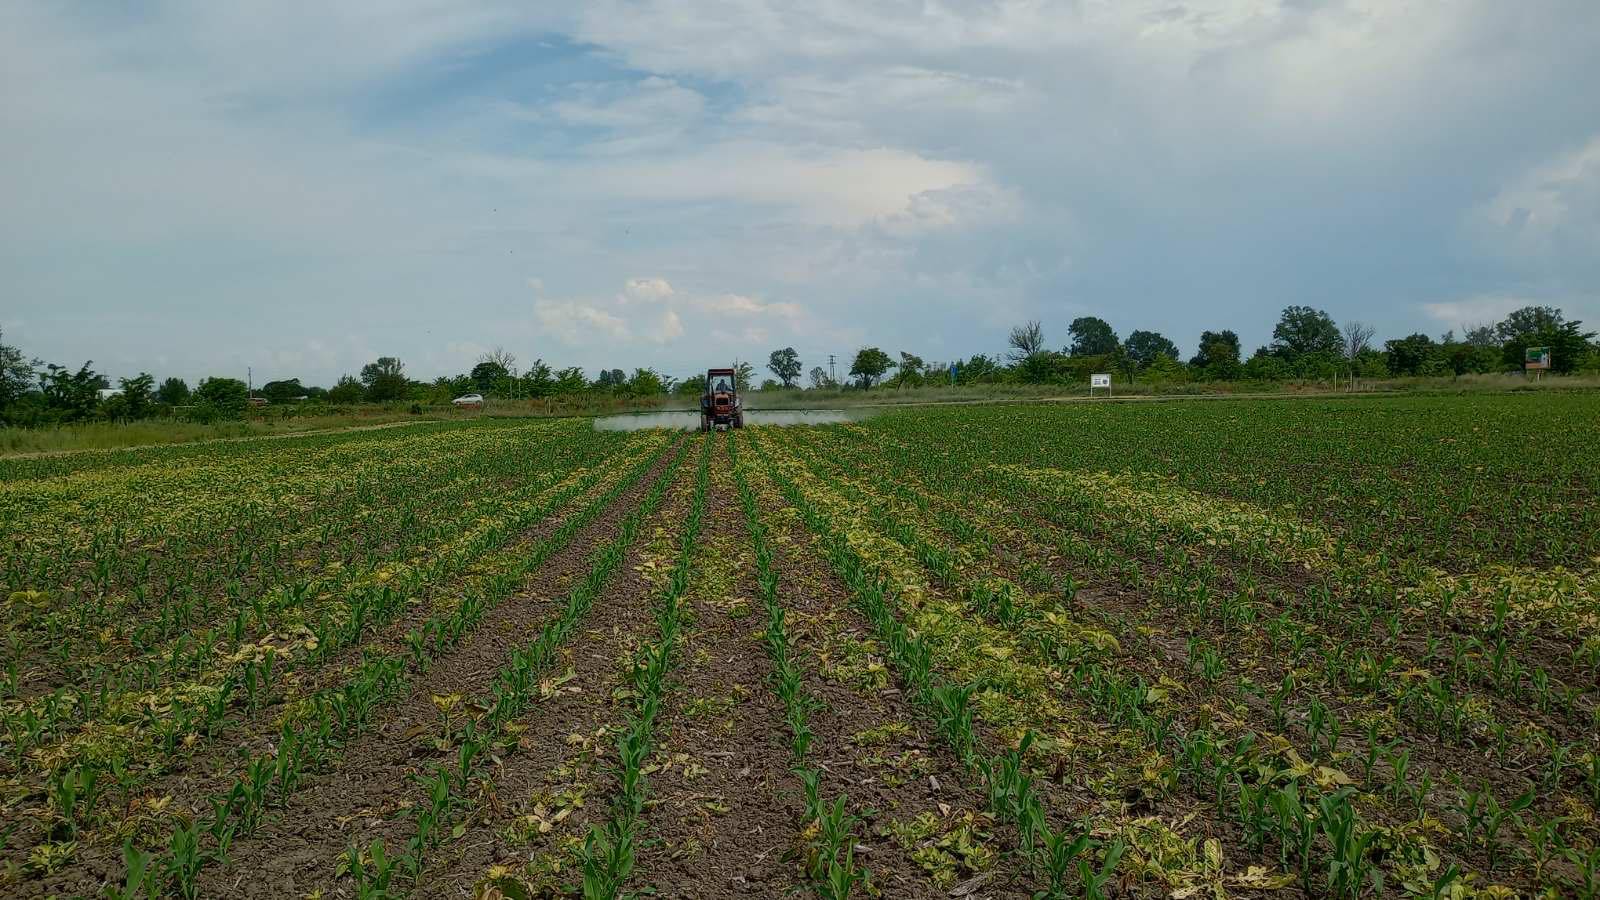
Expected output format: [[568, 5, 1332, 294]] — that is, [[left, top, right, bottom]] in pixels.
[[2, 392, 1596, 898]]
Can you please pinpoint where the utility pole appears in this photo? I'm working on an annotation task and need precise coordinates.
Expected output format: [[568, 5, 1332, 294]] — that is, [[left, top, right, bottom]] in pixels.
[[247, 366, 253, 399], [828, 354, 836, 384]]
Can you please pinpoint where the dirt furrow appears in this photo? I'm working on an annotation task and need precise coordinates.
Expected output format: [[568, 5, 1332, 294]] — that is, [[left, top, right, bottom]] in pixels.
[[18, 436, 683, 899], [4, 449, 652, 893], [738, 445, 1035, 899], [194, 441, 685, 899], [628, 446, 797, 897], [410, 457, 700, 897]]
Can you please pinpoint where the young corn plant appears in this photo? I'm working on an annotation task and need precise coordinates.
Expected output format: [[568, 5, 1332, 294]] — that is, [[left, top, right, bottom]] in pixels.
[[47, 764, 103, 838], [753, 437, 1129, 899], [134, 437, 683, 897], [111, 840, 157, 900], [1077, 840, 1125, 900], [1319, 789, 1377, 899], [795, 768, 871, 898], [340, 837, 397, 900], [574, 434, 710, 898]]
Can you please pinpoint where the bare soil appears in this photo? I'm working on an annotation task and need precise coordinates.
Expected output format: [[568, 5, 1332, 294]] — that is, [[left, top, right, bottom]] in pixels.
[[16, 436, 684, 899]]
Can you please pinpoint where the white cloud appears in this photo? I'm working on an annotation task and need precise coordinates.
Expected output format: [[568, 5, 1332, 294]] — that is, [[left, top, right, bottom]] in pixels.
[[568, 142, 990, 229], [1421, 295, 1537, 329], [1474, 136, 1600, 262], [442, 340, 494, 367], [696, 293, 766, 315], [651, 309, 684, 343], [535, 299, 631, 344], [527, 277, 834, 357], [876, 183, 1020, 237], [711, 326, 770, 344], [549, 77, 706, 130], [622, 277, 676, 303], [5, 0, 1600, 384]]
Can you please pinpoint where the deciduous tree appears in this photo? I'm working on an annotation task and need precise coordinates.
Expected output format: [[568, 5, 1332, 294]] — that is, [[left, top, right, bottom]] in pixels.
[[0, 328, 35, 410], [954, 354, 1002, 384], [1342, 321, 1376, 361], [195, 376, 249, 412], [626, 368, 668, 395], [1384, 333, 1438, 376], [1068, 317, 1119, 357], [360, 357, 408, 401], [119, 373, 155, 417], [1189, 329, 1241, 376], [849, 347, 894, 388], [41, 362, 107, 420], [155, 376, 190, 406], [470, 360, 509, 392], [1270, 306, 1341, 360], [1494, 306, 1593, 374], [1008, 320, 1045, 361], [892, 351, 926, 387], [767, 347, 802, 388], [327, 375, 364, 404], [1123, 330, 1180, 370], [261, 378, 305, 403]]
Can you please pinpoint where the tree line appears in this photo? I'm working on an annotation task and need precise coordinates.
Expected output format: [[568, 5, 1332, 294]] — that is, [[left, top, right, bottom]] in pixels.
[[2, 304, 1595, 426], [832, 304, 1598, 390]]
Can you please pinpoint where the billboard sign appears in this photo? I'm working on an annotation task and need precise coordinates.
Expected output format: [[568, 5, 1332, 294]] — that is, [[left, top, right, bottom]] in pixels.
[[1090, 373, 1111, 388], [1525, 346, 1551, 370]]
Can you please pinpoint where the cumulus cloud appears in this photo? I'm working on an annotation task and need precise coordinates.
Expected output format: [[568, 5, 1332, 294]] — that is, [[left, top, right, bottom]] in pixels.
[[549, 77, 707, 130], [651, 309, 684, 343], [4, 0, 1599, 384], [535, 298, 631, 343], [876, 183, 1021, 237], [694, 293, 796, 317], [529, 276, 837, 362], [621, 277, 676, 303], [1474, 136, 1600, 264], [712, 325, 770, 345], [1421, 296, 1540, 329], [574, 142, 991, 229]]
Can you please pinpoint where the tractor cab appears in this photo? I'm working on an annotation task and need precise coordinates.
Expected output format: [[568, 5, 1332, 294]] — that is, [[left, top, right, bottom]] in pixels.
[[700, 367, 744, 431]]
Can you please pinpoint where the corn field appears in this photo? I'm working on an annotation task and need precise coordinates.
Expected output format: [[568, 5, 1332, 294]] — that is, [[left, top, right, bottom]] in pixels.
[[2, 393, 1598, 898]]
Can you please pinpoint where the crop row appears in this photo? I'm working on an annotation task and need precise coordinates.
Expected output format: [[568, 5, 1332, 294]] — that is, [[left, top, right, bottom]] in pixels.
[[1, 422, 613, 695], [576, 433, 710, 897], [868, 396, 1600, 570], [8, 429, 677, 892], [336, 434, 702, 899], [773, 420, 1598, 896], [743, 429, 1135, 899], [2, 428, 649, 786]]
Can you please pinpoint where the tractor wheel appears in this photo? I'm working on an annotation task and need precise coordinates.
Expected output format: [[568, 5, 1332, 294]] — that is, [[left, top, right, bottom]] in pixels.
[[700, 414, 710, 433], [732, 414, 744, 429]]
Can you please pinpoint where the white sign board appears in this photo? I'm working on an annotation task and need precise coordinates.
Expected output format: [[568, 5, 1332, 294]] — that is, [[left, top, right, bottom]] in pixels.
[[1090, 373, 1111, 388]]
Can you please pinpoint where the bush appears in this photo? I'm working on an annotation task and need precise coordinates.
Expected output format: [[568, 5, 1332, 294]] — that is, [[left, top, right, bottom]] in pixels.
[[194, 377, 249, 415]]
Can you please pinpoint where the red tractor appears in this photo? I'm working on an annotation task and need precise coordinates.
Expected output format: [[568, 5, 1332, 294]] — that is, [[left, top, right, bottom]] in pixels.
[[700, 367, 744, 431]]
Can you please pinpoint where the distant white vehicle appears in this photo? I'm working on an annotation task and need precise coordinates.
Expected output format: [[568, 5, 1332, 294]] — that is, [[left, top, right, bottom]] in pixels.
[[452, 393, 485, 408]]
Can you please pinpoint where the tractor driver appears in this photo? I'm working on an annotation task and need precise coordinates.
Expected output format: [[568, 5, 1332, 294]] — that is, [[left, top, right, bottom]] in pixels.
[[715, 377, 731, 393]]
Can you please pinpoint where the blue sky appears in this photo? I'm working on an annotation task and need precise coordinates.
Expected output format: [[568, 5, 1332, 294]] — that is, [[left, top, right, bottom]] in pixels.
[[3, 1, 1598, 386]]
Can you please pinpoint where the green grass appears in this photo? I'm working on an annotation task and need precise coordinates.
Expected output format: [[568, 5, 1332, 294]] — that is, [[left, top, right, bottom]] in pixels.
[[0, 415, 430, 456], [746, 371, 1600, 409], [7, 374, 1596, 457], [867, 390, 1600, 568]]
